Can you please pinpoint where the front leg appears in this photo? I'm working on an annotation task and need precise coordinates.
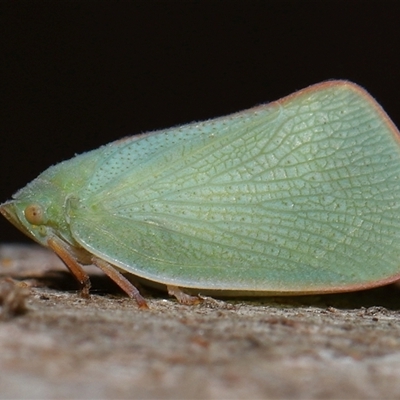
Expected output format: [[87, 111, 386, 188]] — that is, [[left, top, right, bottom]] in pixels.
[[47, 236, 91, 298]]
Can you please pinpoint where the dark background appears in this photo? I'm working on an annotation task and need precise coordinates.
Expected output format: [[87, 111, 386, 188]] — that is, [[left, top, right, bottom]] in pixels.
[[1, 0, 400, 242]]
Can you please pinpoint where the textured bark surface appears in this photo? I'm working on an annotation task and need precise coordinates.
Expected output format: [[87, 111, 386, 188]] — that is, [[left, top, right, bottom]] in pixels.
[[1, 243, 400, 399]]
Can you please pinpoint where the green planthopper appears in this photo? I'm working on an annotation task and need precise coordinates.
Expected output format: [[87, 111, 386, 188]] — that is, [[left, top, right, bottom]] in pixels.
[[2, 80, 400, 309]]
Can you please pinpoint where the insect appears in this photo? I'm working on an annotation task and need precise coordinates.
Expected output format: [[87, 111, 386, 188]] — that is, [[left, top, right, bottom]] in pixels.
[[2, 80, 400, 309]]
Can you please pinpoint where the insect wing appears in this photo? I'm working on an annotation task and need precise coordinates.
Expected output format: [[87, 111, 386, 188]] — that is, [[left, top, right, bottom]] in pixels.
[[69, 82, 400, 293]]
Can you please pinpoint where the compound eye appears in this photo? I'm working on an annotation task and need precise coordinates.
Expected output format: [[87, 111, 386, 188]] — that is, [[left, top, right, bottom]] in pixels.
[[24, 204, 45, 225]]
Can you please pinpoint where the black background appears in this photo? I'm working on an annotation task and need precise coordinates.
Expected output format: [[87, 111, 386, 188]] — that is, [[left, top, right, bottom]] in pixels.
[[1, 0, 400, 242]]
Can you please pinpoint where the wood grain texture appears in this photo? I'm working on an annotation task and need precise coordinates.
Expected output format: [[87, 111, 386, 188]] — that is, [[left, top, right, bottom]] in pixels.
[[1, 244, 400, 399]]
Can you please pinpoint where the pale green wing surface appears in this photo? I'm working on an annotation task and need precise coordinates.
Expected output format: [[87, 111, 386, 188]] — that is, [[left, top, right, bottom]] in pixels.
[[69, 81, 400, 292]]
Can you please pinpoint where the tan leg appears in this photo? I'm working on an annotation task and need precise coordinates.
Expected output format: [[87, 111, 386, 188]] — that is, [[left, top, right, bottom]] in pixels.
[[47, 237, 91, 298], [167, 285, 202, 305], [92, 257, 149, 309]]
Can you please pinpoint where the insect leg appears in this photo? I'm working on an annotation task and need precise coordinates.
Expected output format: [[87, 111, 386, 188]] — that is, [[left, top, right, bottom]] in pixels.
[[92, 257, 149, 309], [167, 285, 202, 305], [47, 237, 91, 298]]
